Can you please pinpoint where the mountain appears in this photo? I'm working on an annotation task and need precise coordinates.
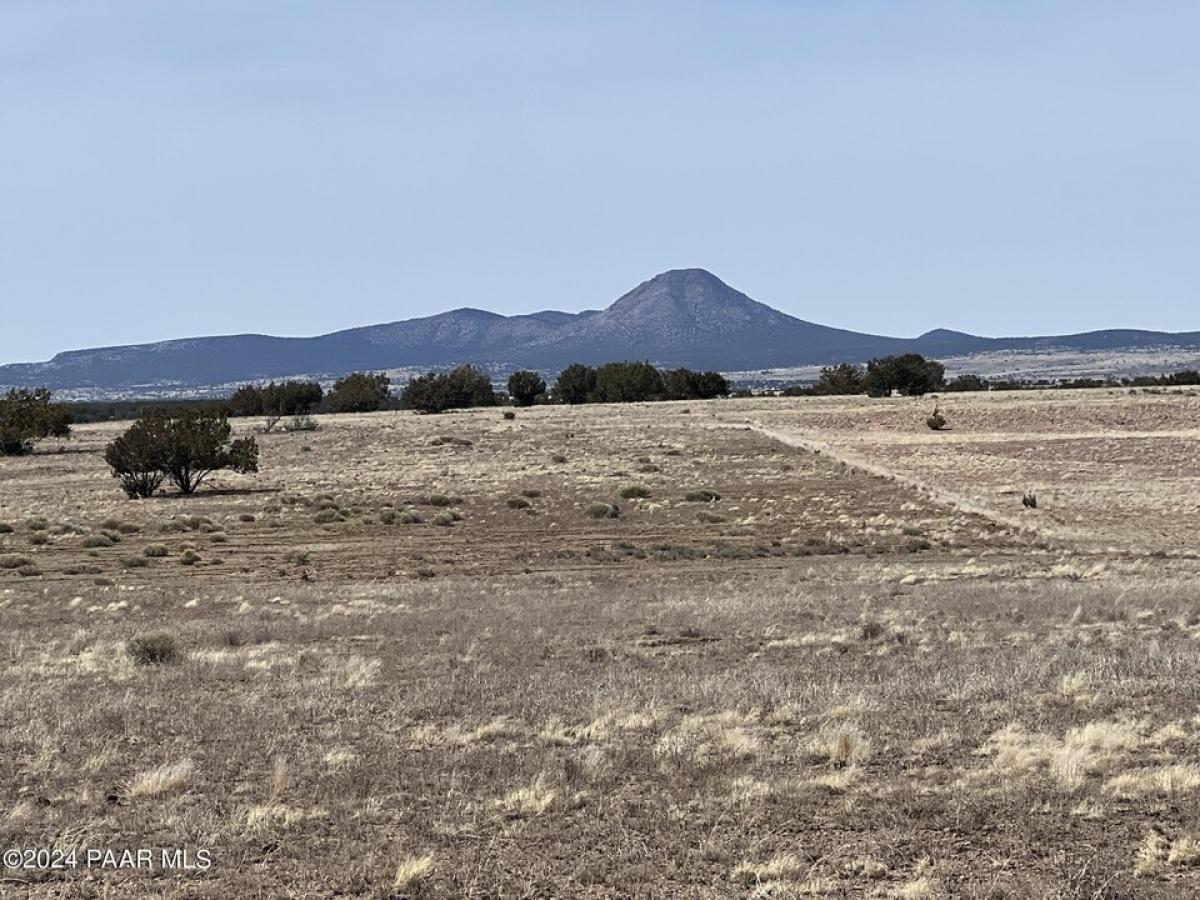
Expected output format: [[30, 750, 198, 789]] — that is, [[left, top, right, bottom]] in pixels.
[[2, 268, 1199, 394]]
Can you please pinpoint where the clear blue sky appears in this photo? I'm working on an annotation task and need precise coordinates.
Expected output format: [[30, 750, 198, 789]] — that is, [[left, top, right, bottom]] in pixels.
[[3, 2, 1198, 363]]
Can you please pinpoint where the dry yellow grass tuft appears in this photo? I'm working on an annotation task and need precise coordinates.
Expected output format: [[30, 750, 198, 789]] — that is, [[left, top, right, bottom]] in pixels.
[[125, 758, 194, 797], [393, 853, 435, 891]]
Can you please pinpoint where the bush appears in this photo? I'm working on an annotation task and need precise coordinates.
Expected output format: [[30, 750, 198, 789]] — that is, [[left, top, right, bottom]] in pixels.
[[0, 388, 72, 456], [683, 489, 721, 502], [143, 544, 169, 558], [326, 372, 391, 413], [126, 633, 180, 666], [586, 502, 620, 519], [507, 370, 547, 407], [105, 410, 259, 497], [230, 381, 323, 418], [813, 363, 865, 396], [502, 410, 516, 420], [944, 374, 989, 392], [402, 366, 497, 414], [507, 496, 532, 509], [662, 369, 730, 400], [554, 364, 597, 404], [864, 354, 945, 397], [592, 361, 665, 403], [0, 554, 32, 569], [619, 485, 652, 499]]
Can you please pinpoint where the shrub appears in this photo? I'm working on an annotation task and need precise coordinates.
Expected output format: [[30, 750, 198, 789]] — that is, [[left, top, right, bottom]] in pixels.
[[122, 555, 149, 568], [421, 494, 459, 507], [550, 453, 567, 464], [586, 502, 620, 519], [402, 366, 497, 414], [592, 361, 664, 403], [314, 509, 344, 524], [521, 489, 542, 498], [507, 496, 532, 509], [813, 363, 865, 396], [864, 354, 945, 397], [432, 512, 456, 526], [430, 435, 473, 447], [0, 554, 32, 569], [81, 535, 114, 548], [502, 410, 516, 420], [0, 388, 72, 456], [944, 374, 989, 392], [179, 549, 201, 565], [143, 544, 169, 558], [230, 381, 323, 418], [0, 522, 12, 533], [619, 485, 651, 499], [662, 369, 730, 400], [126, 633, 181, 666], [554, 364, 597, 405], [507, 370, 547, 407], [16, 564, 41, 577], [326, 372, 391, 413], [684, 489, 721, 502], [105, 410, 258, 497]]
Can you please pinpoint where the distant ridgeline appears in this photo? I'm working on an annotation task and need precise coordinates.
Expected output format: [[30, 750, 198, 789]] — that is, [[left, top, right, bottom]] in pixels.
[[5, 269, 1200, 396]]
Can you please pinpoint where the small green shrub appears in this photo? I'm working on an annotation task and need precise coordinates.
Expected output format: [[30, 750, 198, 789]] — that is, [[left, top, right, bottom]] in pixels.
[[696, 511, 726, 524], [143, 544, 170, 558], [122, 556, 149, 569], [81, 535, 114, 548], [683, 489, 721, 503], [550, 453, 567, 464], [619, 485, 651, 499], [314, 509, 344, 524], [397, 510, 422, 524], [179, 549, 202, 566], [432, 512, 456, 527], [16, 564, 42, 577], [506, 497, 531, 510], [586, 502, 620, 519], [0, 554, 30, 569], [29, 533, 49, 546], [421, 494, 461, 507], [126, 633, 181, 666]]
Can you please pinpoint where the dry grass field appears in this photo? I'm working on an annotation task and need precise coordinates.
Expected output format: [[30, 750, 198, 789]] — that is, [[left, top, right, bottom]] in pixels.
[[3, 388, 1200, 898]]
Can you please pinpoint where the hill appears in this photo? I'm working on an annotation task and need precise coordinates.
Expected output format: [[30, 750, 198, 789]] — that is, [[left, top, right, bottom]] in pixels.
[[2, 269, 1198, 393]]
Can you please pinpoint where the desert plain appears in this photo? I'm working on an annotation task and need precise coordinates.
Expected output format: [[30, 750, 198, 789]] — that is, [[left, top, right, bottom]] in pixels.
[[2, 387, 1200, 898]]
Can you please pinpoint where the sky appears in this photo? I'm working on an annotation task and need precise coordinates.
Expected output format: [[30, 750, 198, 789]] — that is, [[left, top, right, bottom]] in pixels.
[[2, 2, 1199, 363]]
